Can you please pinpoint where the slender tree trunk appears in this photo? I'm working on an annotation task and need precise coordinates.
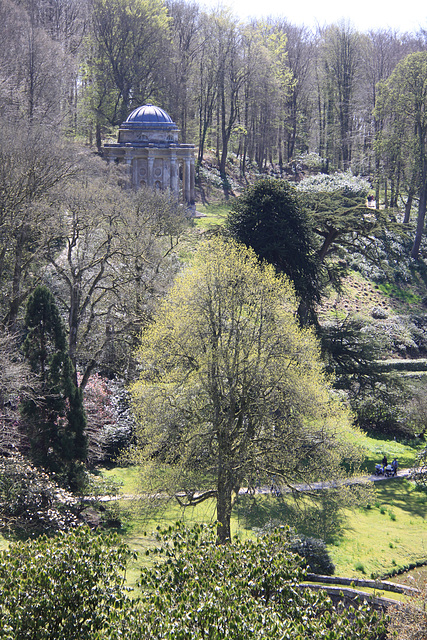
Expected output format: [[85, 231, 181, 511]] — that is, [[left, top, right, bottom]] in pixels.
[[217, 460, 233, 543], [404, 192, 413, 223], [411, 183, 427, 259]]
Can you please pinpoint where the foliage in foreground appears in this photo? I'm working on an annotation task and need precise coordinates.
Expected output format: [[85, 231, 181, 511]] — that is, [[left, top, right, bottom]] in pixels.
[[0, 523, 388, 639], [139, 522, 386, 639], [0, 527, 137, 639]]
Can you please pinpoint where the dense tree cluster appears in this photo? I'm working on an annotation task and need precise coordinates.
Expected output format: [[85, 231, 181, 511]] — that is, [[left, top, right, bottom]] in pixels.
[[1, 0, 427, 184]]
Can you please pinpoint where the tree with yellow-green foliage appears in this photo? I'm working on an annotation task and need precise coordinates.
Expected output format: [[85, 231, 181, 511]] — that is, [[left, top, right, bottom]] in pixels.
[[131, 237, 361, 543]]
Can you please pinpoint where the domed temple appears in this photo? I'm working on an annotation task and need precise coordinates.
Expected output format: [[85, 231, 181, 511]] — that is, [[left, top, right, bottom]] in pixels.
[[103, 104, 196, 214]]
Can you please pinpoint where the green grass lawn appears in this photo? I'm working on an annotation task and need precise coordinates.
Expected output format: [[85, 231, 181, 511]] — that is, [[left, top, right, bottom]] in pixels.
[[329, 478, 427, 579], [100, 431, 426, 586], [100, 465, 142, 494], [358, 433, 422, 473], [193, 202, 231, 229]]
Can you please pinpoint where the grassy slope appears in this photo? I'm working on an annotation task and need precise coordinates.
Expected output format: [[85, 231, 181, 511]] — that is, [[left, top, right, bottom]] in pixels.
[[101, 435, 426, 582], [330, 478, 427, 579]]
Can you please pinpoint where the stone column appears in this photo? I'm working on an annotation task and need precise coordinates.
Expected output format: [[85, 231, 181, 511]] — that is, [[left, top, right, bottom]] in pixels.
[[124, 151, 133, 186], [147, 155, 154, 188], [170, 153, 178, 195], [190, 156, 195, 203], [184, 155, 191, 204], [163, 155, 170, 190]]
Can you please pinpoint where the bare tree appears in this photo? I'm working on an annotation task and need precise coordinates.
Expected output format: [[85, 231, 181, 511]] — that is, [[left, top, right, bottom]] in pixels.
[[0, 329, 35, 454], [45, 159, 187, 388], [0, 120, 78, 329]]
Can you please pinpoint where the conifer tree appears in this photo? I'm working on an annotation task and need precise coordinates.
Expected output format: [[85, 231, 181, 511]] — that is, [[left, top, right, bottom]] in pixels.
[[21, 285, 87, 488]]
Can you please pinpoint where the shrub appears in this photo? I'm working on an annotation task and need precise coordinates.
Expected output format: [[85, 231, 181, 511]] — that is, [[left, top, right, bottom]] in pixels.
[[288, 533, 335, 575], [0, 527, 139, 639], [354, 395, 413, 437], [82, 375, 135, 465], [355, 561, 366, 574], [0, 453, 80, 535], [138, 522, 386, 639]]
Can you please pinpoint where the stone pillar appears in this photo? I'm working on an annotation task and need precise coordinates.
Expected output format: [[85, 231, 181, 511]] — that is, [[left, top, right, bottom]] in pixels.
[[184, 155, 191, 204], [190, 156, 195, 203], [163, 156, 170, 190], [124, 151, 133, 185], [147, 155, 154, 188], [170, 154, 178, 194]]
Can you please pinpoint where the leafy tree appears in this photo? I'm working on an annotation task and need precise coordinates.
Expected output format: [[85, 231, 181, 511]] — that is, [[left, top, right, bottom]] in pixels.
[[295, 171, 408, 293], [315, 23, 361, 170], [375, 51, 427, 258], [227, 177, 319, 323], [21, 285, 87, 487], [85, 0, 170, 146], [320, 316, 389, 394], [0, 527, 138, 639], [279, 20, 314, 163], [296, 171, 371, 262], [132, 237, 360, 543], [360, 29, 409, 206], [138, 522, 386, 639], [165, 0, 201, 143]]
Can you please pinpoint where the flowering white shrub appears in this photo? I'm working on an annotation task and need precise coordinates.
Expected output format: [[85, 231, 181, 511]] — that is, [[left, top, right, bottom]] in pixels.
[[296, 171, 371, 197], [0, 453, 79, 534]]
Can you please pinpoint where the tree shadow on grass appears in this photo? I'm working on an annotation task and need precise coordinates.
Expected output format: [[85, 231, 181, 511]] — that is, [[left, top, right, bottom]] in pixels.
[[373, 478, 427, 518], [234, 490, 347, 543]]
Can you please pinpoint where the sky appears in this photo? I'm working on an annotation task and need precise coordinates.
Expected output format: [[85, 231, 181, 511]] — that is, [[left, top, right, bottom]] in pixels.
[[199, 0, 426, 34]]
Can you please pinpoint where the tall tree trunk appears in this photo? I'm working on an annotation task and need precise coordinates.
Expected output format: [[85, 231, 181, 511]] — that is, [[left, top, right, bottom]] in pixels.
[[216, 429, 234, 543], [411, 182, 427, 259], [217, 465, 233, 543], [404, 192, 414, 223]]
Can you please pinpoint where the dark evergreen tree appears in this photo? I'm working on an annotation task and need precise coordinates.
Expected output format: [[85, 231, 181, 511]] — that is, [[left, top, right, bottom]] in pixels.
[[226, 177, 319, 324], [21, 285, 87, 488]]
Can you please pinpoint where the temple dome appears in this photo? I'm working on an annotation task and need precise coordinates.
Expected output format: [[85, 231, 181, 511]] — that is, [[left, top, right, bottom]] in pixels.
[[124, 104, 177, 129]]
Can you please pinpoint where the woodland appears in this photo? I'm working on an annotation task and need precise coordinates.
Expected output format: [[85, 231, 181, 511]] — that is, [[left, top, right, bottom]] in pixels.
[[2, 0, 427, 637]]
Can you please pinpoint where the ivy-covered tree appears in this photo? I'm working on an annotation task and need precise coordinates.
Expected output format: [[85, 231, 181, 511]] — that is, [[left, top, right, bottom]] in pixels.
[[21, 285, 87, 488]]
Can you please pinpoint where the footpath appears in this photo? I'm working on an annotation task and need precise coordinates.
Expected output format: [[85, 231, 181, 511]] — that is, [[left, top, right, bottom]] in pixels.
[[244, 466, 413, 496]]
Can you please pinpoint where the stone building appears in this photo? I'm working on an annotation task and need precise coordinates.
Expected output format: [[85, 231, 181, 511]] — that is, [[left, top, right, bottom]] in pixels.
[[103, 104, 195, 213]]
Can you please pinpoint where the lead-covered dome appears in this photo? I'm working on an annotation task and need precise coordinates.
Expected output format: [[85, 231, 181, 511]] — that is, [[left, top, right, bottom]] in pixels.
[[124, 104, 177, 129]]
